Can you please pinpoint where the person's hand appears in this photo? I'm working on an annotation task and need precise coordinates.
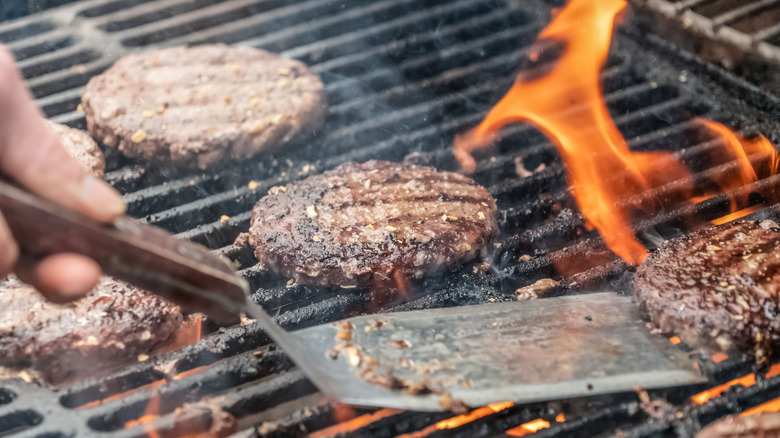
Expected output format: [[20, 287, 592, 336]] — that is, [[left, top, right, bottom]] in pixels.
[[0, 46, 126, 302]]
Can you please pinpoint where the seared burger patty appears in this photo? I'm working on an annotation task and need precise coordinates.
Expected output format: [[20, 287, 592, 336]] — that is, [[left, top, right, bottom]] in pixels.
[[635, 220, 780, 354], [697, 413, 780, 438], [46, 121, 105, 178], [0, 276, 182, 381], [244, 160, 499, 287], [82, 44, 326, 169]]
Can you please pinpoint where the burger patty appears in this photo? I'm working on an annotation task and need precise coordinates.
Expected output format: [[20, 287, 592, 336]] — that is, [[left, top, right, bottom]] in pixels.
[[0, 276, 183, 381], [46, 121, 105, 177], [81, 44, 326, 169], [634, 219, 780, 354], [697, 412, 780, 438], [243, 160, 499, 287]]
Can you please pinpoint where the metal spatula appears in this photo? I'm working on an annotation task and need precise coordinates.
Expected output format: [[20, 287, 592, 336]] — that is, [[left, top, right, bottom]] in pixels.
[[0, 179, 705, 411]]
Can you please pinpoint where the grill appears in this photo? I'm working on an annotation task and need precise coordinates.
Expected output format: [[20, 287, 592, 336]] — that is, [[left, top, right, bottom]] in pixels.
[[3, 0, 780, 436], [632, 0, 780, 96]]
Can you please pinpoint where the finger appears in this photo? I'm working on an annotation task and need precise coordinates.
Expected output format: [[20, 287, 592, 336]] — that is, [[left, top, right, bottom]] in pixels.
[[26, 253, 101, 303], [0, 46, 125, 222], [0, 212, 18, 278]]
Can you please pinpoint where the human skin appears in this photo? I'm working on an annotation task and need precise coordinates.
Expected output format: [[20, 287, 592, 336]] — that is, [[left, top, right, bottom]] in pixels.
[[0, 45, 126, 302]]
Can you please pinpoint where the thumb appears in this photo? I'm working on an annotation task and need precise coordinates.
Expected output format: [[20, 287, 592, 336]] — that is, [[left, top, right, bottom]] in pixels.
[[0, 46, 125, 222]]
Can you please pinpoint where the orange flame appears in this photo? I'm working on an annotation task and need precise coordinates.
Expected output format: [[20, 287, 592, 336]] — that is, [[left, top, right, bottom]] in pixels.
[[742, 397, 780, 416], [396, 402, 514, 438], [125, 390, 161, 437], [454, 0, 664, 264], [506, 418, 552, 437], [691, 363, 780, 405], [436, 402, 515, 429], [454, 0, 780, 265], [310, 408, 402, 438]]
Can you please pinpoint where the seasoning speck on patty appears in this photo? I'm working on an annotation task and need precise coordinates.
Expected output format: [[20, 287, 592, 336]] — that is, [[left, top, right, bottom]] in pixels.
[[242, 160, 499, 287], [81, 44, 326, 169], [634, 220, 780, 357], [0, 276, 183, 382]]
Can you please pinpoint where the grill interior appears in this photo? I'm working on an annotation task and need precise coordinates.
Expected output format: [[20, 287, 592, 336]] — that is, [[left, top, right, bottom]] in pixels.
[[3, 0, 780, 436], [631, 0, 780, 96]]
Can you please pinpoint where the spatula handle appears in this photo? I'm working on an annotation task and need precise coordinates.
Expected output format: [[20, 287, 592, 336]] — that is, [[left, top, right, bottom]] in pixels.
[[0, 178, 249, 324]]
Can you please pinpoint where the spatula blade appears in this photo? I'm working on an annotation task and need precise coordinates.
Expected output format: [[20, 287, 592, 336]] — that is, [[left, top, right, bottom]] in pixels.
[[291, 292, 705, 411]]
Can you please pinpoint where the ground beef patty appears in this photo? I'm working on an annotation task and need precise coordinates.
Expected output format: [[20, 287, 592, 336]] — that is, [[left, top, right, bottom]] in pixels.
[[46, 121, 105, 177], [697, 412, 780, 438], [81, 44, 326, 169], [635, 219, 780, 355], [0, 276, 183, 381], [243, 160, 499, 287]]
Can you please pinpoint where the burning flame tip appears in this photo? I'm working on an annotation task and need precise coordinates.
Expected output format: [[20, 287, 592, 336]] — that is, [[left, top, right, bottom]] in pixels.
[[453, 0, 779, 264]]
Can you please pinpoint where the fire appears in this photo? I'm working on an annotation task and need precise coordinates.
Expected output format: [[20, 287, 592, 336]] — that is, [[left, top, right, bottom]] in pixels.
[[453, 0, 780, 264], [435, 401, 514, 429], [157, 315, 203, 354], [395, 402, 514, 438], [505, 418, 552, 437], [691, 363, 780, 405], [77, 365, 209, 412], [125, 391, 161, 437], [310, 408, 402, 438], [711, 353, 729, 363], [742, 397, 780, 416]]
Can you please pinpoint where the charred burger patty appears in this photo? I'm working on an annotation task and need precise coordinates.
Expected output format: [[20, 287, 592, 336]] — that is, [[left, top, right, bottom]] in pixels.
[[81, 44, 326, 169], [634, 219, 780, 354], [47, 120, 105, 178], [0, 276, 183, 381], [244, 160, 499, 287]]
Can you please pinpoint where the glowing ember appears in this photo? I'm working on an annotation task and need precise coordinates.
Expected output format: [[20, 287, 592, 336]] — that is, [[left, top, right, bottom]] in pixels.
[[125, 390, 161, 437], [77, 366, 210, 410], [436, 402, 514, 429], [310, 408, 402, 438], [692, 364, 780, 405], [396, 402, 515, 438], [669, 336, 681, 345], [711, 353, 729, 363], [710, 205, 765, 225], [555, 413, 565, 422], [742, 397, 780, 416], [691, 374, 756, 405], [453, 0, 780, 265], [505, 418, 552, 437]]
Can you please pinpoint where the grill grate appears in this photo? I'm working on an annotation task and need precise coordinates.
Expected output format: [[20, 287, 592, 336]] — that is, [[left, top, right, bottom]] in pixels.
[[631, 0, 780, 96], [2, 0, 780, 436]]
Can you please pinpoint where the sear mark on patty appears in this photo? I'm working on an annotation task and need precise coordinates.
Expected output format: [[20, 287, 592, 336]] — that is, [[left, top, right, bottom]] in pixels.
[[243, 160, 499, 287], [635, 220, 780, 357], [81, 44, 326, 169], [0, 276, 182, 382]]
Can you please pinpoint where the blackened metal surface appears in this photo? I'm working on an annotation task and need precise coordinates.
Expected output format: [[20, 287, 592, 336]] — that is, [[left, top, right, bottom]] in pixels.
[[631, 0, 780, 97], [0, 0, 779, 437]]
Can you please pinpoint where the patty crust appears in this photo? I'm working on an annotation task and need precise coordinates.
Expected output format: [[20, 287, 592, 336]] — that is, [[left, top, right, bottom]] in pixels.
[[47, 120, 105, 177], [81, 44, 326, 169], [0, 276, 183, 381], [243, 160, 499, 287], [635, 219, 780, 355]]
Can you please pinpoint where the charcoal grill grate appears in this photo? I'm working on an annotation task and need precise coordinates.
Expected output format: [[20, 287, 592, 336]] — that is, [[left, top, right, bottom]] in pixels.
[[1, 0, 780, 436], [631, 0, 780, 97]]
